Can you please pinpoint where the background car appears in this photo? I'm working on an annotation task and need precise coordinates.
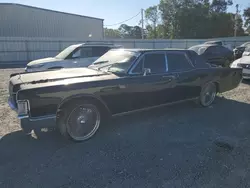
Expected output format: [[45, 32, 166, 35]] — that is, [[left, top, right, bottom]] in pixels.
[[231, 56, 250, 79], [189, 44, 234, 67], [25, 42, 123, 72], [233, 42, 250, 59], [242, 44, 250, 57], [204, 40, 233, 50]]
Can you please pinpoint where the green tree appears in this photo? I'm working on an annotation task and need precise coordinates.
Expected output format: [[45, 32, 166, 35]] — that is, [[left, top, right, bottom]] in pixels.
[[243, 7, 250, 33], [104, 28, 121, 39], [118, 24, 142, 39], [210, 0, 233, 12], [145, 5, 160, 38]]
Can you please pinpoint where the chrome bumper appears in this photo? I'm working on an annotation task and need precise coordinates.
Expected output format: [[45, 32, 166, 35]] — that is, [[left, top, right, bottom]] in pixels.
[[8, 96, 17, 111], [8, 96, 29, 119]]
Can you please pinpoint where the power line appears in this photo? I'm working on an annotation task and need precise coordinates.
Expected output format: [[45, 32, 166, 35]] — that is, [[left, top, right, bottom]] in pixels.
[[104, 11, 141, 27]]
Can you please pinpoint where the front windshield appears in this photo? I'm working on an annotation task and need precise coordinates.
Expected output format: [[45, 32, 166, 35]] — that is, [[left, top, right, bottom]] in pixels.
[[55, 45, 79, 59], [89, 49, 140, 74]]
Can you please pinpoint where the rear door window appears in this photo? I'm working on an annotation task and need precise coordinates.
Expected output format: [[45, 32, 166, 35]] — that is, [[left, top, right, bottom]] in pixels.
[[167, 52, 193, 72], [143, 53, 167, 73]]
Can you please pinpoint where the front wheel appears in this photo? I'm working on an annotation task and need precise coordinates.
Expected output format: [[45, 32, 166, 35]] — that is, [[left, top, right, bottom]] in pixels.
[[57, 102, 101, 142], [199, 83, 217, 107]]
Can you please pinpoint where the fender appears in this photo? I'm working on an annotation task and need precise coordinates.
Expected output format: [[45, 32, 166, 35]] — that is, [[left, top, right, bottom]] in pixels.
[[57, 93, 111, 115]]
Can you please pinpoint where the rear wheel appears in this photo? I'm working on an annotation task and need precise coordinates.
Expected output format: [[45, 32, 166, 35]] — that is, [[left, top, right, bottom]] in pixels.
[[57, 101, 101, 142], [199, 83, 217, 107]]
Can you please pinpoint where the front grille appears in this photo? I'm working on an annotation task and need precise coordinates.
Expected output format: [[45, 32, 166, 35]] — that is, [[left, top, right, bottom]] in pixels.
[[238, 64, 250, 69]]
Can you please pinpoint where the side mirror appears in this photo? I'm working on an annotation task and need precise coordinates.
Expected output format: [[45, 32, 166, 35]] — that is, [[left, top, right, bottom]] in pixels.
[[143, 68, 151, 76]]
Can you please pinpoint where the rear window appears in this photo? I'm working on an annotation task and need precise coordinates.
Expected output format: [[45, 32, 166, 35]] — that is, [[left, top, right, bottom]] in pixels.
[[189, 46, 207, 55], [167, 52, 192, 72]]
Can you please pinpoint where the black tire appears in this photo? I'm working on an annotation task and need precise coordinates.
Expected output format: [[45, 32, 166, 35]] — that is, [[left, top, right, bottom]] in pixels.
[[57, 101, 101, 142], [199, 83, 217, 107]]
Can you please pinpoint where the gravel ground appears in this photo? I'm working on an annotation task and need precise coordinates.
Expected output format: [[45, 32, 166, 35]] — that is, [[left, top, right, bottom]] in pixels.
[[1, 68, 250, 188]]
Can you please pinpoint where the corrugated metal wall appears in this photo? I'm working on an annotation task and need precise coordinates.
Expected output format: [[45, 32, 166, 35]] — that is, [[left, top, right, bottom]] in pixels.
[[1, 36, 250, 67], [0, 4, 104, 40]]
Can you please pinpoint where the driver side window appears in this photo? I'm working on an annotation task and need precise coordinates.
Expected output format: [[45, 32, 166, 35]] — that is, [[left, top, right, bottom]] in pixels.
[[71, 47, 93, 59], [144, 53, 167, 73], [131, 53, 167, 74]]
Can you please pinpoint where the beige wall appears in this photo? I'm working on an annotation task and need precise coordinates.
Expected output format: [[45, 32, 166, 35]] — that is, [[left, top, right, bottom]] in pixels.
[[0, 4, 104, 40]]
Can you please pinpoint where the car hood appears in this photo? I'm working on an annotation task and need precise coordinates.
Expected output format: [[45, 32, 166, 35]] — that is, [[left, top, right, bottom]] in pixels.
[[9, 68, 110, 91], [27, 57, 61, 66], [236, 56, 250, 64]]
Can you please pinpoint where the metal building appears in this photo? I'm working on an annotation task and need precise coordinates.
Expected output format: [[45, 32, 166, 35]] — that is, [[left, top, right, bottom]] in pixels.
[[0, 3, 104, 40]]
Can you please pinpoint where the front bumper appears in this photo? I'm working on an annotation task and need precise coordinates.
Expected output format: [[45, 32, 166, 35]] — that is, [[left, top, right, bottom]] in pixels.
[[8, 96, 56, 132], [8, 96, 29, 119], [243, 69, 250, 79]]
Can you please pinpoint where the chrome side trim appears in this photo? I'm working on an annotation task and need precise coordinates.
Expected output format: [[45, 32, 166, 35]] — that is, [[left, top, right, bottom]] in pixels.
[[29, 115, 56, 122], [112, 97, 199, 117], [18, 114, 29, 119]]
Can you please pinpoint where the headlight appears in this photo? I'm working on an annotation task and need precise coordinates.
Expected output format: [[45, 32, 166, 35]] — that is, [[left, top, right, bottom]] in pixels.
[[17, 100, 29, 118]]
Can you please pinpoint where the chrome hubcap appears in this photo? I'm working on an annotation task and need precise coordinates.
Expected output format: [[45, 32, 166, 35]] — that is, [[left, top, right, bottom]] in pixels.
[[201, 84, 216, 106], [67, 105, 100, 140]]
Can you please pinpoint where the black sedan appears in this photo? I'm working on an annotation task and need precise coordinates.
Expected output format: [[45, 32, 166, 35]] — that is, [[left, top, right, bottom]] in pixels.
[[189, 44, 234, 67], [8, 49, 242, 141]]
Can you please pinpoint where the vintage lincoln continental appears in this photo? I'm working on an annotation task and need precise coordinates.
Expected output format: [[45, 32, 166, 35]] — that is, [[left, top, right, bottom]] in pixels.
[[8, 49, 242, 141]]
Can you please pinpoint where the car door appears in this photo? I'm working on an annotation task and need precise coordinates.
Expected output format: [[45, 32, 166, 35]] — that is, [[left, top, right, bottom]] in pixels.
[[125, 52, 177, 110], [166, 51, 201, 101]]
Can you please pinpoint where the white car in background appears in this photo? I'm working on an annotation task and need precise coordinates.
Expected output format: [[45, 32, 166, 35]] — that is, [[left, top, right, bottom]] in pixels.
[[204, 40, 233, 50], [230, 56, 250, 79], [242, 44, 250, 57], [25, 43, 122, 72]]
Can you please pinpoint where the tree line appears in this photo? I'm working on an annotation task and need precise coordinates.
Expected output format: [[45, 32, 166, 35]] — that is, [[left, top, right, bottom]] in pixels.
[[104, 0, 250, 39]]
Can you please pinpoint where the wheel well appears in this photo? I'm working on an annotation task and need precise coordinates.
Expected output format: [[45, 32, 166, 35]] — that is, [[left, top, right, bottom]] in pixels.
[[57, 96, 111, 118], [214, 82, 220, 93]]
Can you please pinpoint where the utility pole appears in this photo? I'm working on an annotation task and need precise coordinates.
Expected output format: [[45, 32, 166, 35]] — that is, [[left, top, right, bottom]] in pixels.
[[234, 4, 239, 37], [141, 8, 144, 39]]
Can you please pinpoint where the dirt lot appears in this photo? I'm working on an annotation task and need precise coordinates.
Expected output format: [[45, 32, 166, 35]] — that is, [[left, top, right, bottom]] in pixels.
[[1, 68, 250, 188]]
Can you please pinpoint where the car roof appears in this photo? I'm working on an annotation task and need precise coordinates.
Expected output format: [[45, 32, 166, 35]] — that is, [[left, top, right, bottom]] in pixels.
[[111, 48, 189, 53], [71, 43, 123, 48], [189, 44, 218, 49], [205, 40, 222, 43]]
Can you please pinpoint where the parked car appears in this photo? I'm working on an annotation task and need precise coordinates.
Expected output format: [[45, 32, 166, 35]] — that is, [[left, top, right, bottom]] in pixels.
[[204, 40, 233, 50], [233, 42, 250, 59], [8, 48, 242, 141], [231, 56, 250, 79], [189, 44, 234, 67], [25, 42, 122, 72], [242, 44, 250, 57]]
